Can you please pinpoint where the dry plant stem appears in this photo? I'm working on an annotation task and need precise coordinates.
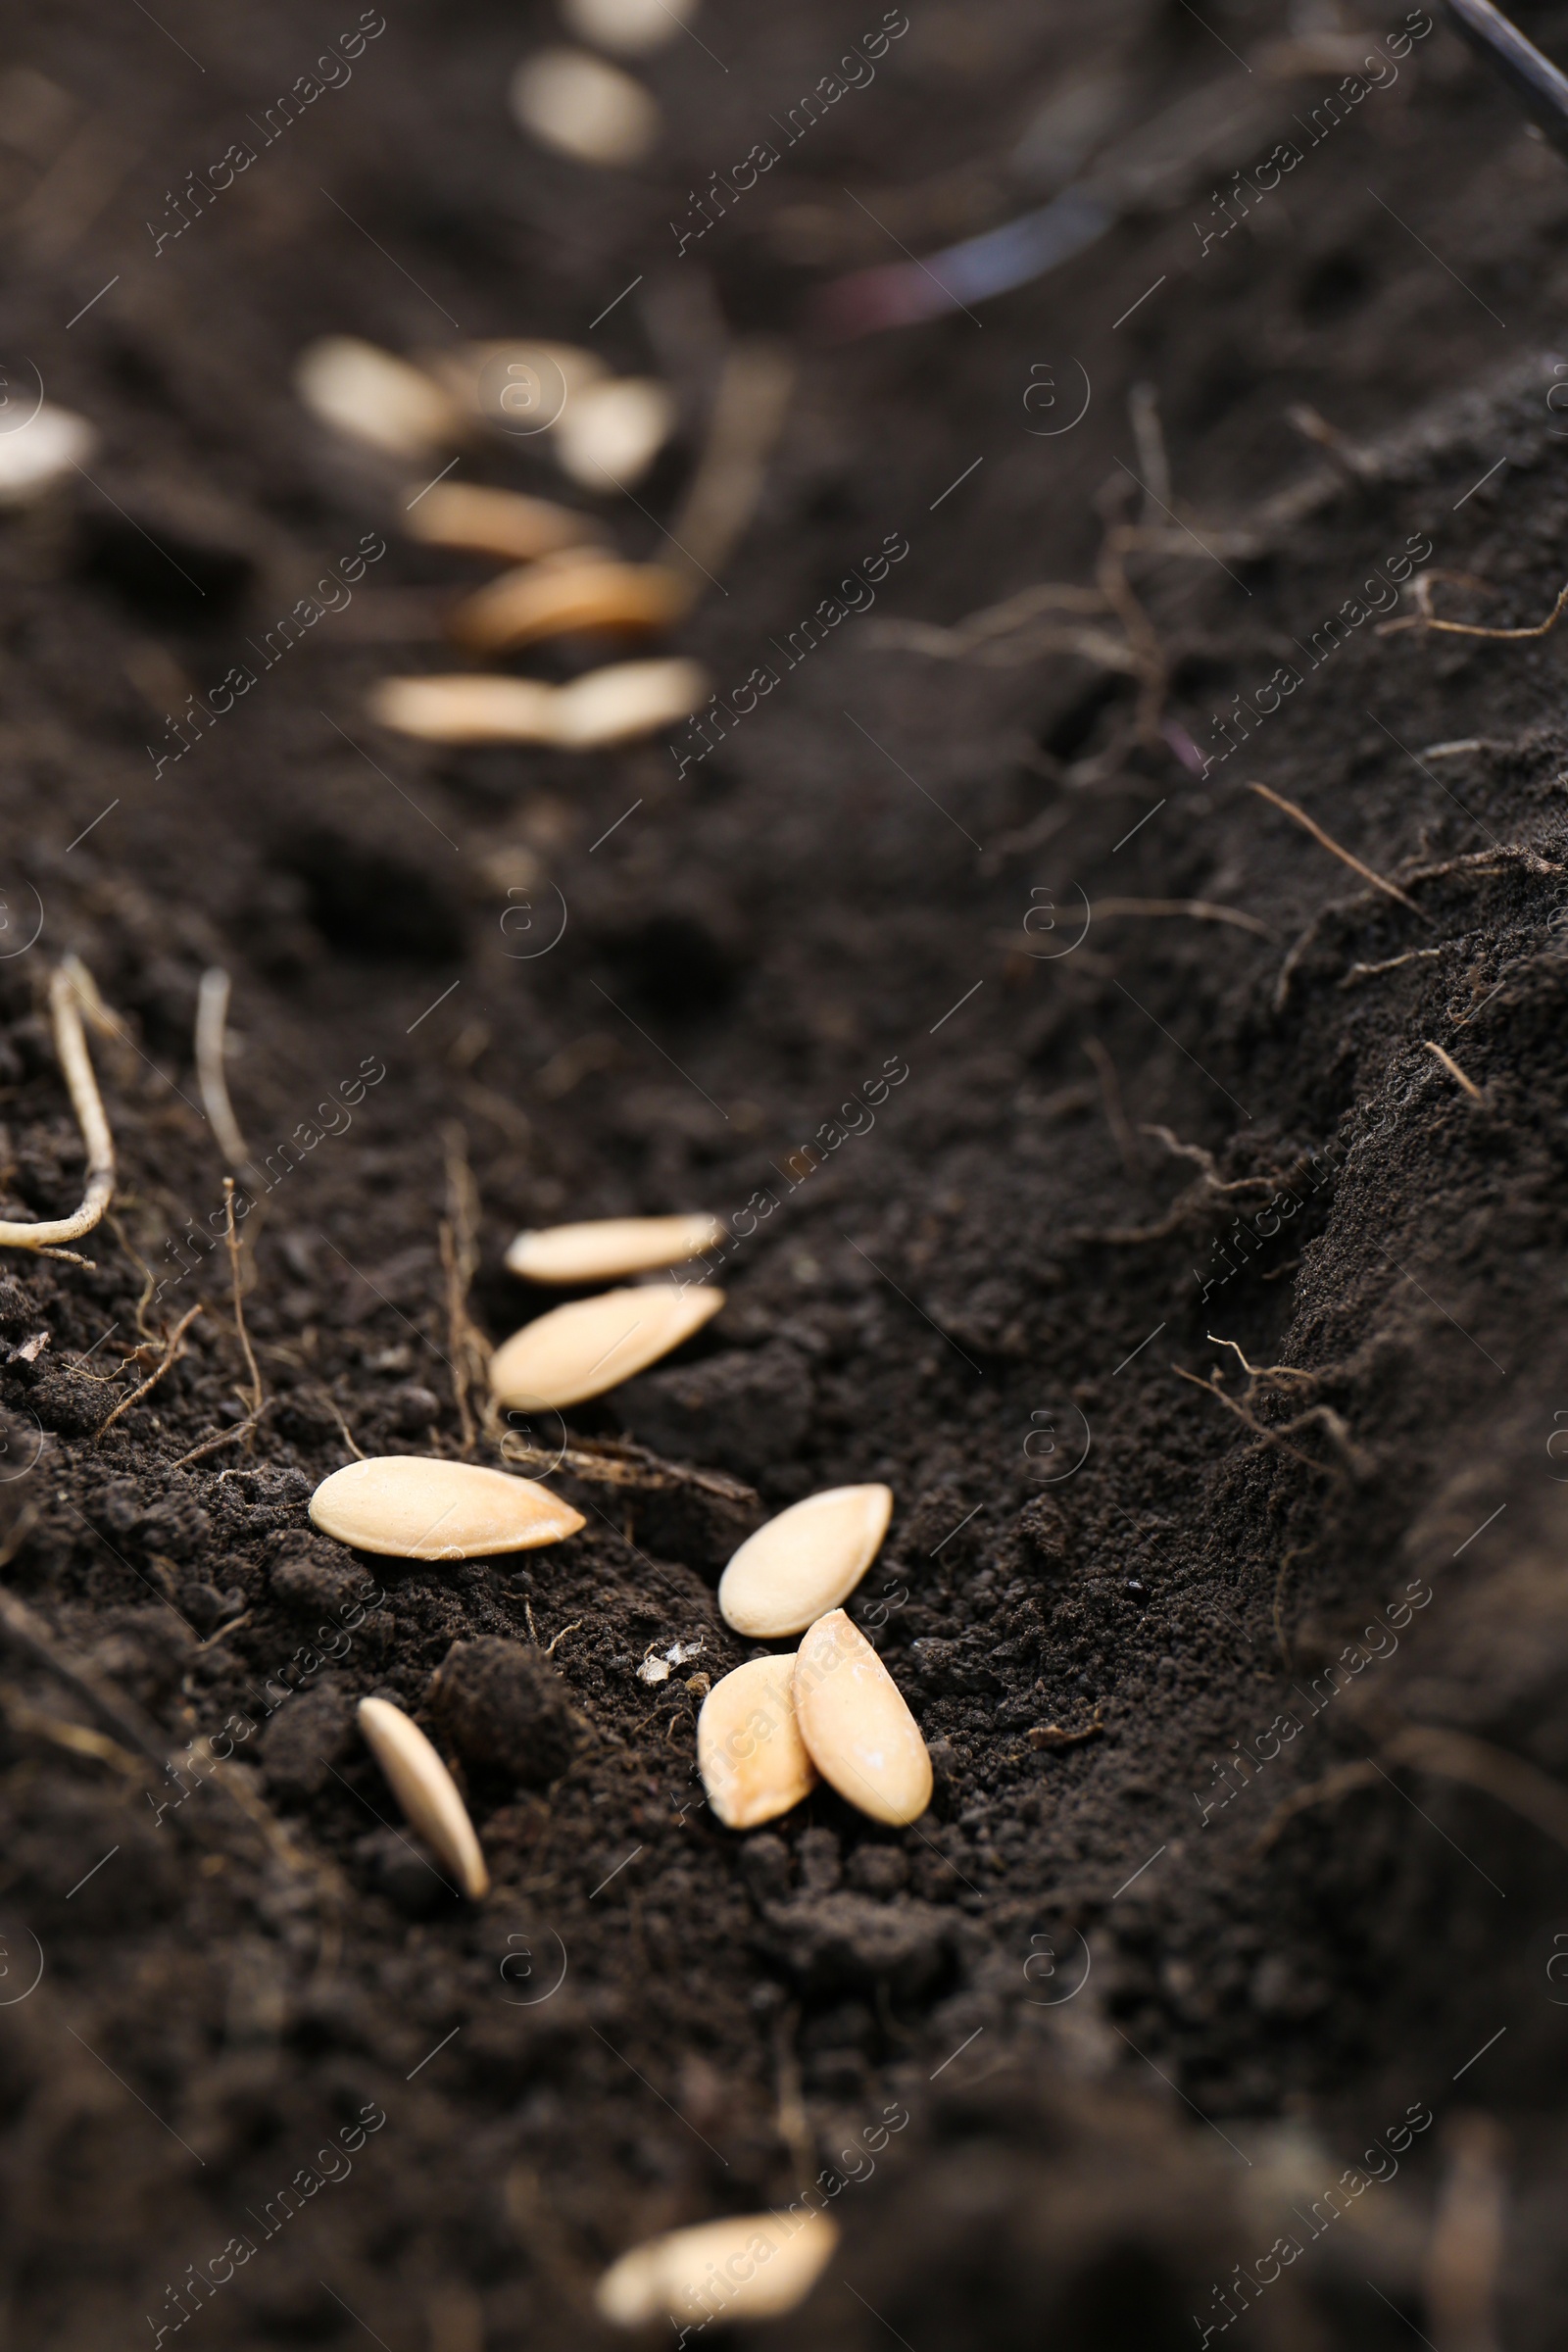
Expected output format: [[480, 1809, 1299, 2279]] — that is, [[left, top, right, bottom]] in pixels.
[[95, 1303, 202, 1441], [0, 959, 116, 1264], [440, 1123, 490, 1456], [1205, 1334, 1315, 1386], [1084, 1036, 1137, 1173], [1340, 946, 1444, 988], [224, 1179, 264, 1421], [1424, 1040, 1484, 1102], [1173, 1364, 1333, 1476], [667, 341, 796, 593], [1379, 574, 1568, 641], [1427, 2117, 1506, 2352], [1249, 781, 1420, 913], [170, 1399, 271, 1471], [194, 968, 252, 1175], [1091, 897, 1271, 937]]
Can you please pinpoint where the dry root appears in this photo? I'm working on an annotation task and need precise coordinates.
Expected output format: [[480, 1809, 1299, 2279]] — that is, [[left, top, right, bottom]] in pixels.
[[0, 958, 116, 1265]]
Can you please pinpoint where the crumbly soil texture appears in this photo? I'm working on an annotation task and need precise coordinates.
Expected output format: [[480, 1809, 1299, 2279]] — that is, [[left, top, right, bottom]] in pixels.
[[6, 2, 1568, 2347]]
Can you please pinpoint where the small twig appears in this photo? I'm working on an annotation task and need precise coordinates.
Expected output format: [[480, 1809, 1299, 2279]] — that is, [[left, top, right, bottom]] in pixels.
[[1128, 381, 1171, 519], [194, 969, 252, 1176], [0, 959, 116, 1264], [1206, 1334, 1315, 1386], [440, 1124, 490, 1459], [1083, 1037, 1137, 1174], [95, 1303, 202, 1441], [1340, 946, 1445, 988], [1027, 1706, 1104, 1751], [542, 1620, 583, 1658], [1173, 1363, 1330, 1475], [667, 340, 796, 594], [314, 1387, 366, 1462], [1090, 897, 1272, 938], [170, 1400, 271, 1471], [223, 1178, 264, 1421], [1249, 781, 1420, 913], [1378, 574, 1568, 641], [1424, 1040, 1484, 1102]]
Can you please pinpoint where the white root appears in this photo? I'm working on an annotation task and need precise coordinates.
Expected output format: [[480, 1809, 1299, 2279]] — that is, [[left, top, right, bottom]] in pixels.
[[0, 958, 116, 1265], [194, 968, 252, 1176]]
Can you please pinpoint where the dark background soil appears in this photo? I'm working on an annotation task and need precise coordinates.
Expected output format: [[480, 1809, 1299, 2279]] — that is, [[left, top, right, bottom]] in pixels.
[[3, 1, 1568, 2346]]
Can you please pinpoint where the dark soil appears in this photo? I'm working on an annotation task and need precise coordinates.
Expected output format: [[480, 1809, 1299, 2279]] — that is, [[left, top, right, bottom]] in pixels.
[[3, 2, 1568, 2347]]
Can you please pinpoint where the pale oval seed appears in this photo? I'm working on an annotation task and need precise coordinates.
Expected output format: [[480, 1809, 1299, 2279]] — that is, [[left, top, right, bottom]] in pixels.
[[490, 1283, 723, 1409], [358, 1695, 489, 1899], [718, 1484, 893, 1639], [551, 657, 707, 747], [597, 2210, 837, 2330], [793, 1608, 933, 1827], [406, 481, 608, 563], [294, 335, 461, 459], [310, 1454, 585, 1559], [368, 675, 560, 744], [510, 49, 660, 167], [449, 558, 689, 652], [555, 377, 674, 488], [698, 1654, 818, 1830], [507, 1213, 721, 1285], [561, 0, 697, 55], [0, 402, 97, 505]]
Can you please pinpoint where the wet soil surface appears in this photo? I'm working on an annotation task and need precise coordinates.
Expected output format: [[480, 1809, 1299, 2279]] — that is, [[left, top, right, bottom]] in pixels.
[[4, 2, 1568, 2347]]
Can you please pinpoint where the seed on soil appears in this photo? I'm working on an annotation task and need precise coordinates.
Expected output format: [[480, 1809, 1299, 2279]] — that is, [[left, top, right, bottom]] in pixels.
[[368, 662, 707, 747], [792, 1608, 933, 1827], [490, 1283, 723, 1410], [718, 1485, 894, 1638], [562, 0, 697, 54], [555, 377, 675, 489], [449, 558, 689, 652], [0, 402, 97, 505], [551, 657, 708, 746], [505, 1213, 722, 1285], [597, 2209, 838, 2329], [309, 1455, 585, 1558], [294, 335, 462, 458], [698, 1654, 818, 1830], [509, 49, 660, 167], [405, 481, 609, 562], [357, 1695, 489, 1899]]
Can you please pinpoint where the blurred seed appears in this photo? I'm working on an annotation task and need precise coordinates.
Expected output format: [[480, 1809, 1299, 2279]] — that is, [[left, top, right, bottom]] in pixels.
[[793, 1607, 933, 1827], [552, 657, 707, 746], [718, 1485, 893, 1638], [556, 376, 675, 488], [310, 1454, 585, 1558], [597, 2210, 837, 2329], [294, 335, 462, 459], [510, 48, 660, 167], [367, 660, 707, 747], [507, 1213, 722, 1285], [405, 481, 609, 563], [450, 558, 689, 652], [357, 1695, 489, 1899], [490, 1283, 723, 1409], [562, 0, 697, 54], [698, 1654, 818, 1830], [0, 402, 96, 505]]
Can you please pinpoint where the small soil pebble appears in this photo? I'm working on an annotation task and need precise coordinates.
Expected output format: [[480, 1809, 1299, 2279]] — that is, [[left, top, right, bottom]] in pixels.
[[620, 1344, 814, 1482], [430, 1636, 583, 1786]]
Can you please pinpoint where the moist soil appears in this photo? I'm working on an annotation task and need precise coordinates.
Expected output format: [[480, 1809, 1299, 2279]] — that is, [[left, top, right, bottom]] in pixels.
[[3, 3, 1568, 2347]]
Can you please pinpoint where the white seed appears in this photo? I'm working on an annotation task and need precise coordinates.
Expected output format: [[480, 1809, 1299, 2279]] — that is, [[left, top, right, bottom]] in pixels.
[[554, 377, 674, 489], [551, 657, 707, 747], [357, 1695, 489, 1899], [510, 49, 660, 168], [294, 335, 462, 459], [506, 1213, 721, 1285], [490, 1283, 723, 1409], [450, 558, 689, 652], [405, 481, 608, 563], [793, 1608, 933, 1827], [310, 1454, 585, 1559], [367, 661, 708, 748], [0, 402, 96, 506], [597, 2209, 837, 2329], [561, 0, 697, 55], [718, 1485, 893, 1639], [698, 1654, 818, 1830]]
